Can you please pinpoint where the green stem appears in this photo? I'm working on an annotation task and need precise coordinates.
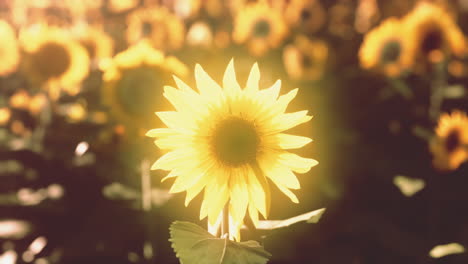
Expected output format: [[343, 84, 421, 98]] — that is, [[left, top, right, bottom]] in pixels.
[[389, 77, 413, 100], [429, 61, 447, 121], [411, 125, 433, 141]]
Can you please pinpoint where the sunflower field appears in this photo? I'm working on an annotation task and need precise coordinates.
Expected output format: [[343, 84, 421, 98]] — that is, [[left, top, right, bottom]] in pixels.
[[1, 0, 468, 263]]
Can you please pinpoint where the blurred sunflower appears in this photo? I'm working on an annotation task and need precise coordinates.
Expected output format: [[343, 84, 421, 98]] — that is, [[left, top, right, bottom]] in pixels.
[[9, 90, 30, 110], [233, 2, 288, 57], [0, 20, 20, 76], [283, 0, 326, 34], [101, 41, 188, 131], [203, 0, 228, 18], [167, 0, 201, 19], [404, 2, 466, 66], [359, 18, 410, 77], [430, 111, 468, 171], [147, 60, 317, 239], [283, 35, 328, 81], [27, 2, 75, 27], [186, 21, 213, 48], [126, 7, 185, 51], [106, 0, 139, 14], [63, 0, 103, 19], [20, 24, 90, 98], [0, 107, 11, 126], [75, 25, 114, 66]]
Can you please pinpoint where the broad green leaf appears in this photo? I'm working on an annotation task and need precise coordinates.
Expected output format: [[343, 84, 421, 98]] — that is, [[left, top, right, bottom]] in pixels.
[[429, 243, 465, 258], [170, 221, 271, 264], [255, 208, 326, 230]]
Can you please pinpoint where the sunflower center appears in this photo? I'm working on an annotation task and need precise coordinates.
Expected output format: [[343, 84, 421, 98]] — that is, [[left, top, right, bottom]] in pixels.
[[212, 117, 259, 166], [445, 129, 460, 153], [380, 40, 401, 64], [33, 42, 71, 79], [302, 54, 314, 68], [253, 19, 271, 38], [116, 66, 164, 116], [142, 21, 153, 36], [300, 9, 311, 21], [421, 29, 443, 54]]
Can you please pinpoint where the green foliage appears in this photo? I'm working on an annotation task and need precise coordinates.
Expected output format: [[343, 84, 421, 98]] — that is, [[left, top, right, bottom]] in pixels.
[[170, 221, 271, 264]]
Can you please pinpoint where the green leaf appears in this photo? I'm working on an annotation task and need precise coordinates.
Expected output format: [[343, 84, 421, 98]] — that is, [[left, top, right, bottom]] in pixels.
[[170, 221, 271, 264]]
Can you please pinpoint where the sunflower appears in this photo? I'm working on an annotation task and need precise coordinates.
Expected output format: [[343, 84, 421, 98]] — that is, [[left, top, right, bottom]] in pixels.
[[430, 111, 468, 171], [146, 60, 317, 239], [26, 2, 76, 27], [283, 35, 328, 81], [0, 107, 11, 126], [126, 7, 185, 51], [101, 41, 188, 131], [404, 2, 466, 66], [0, 20, 20, 76], [20, 24, 89, 98], [167, 0, 201, 19], [186, 21, 213, 48], [282, 0, 326, 34], [233, 2, 288, 57], [106, 0, 139, 14], [359, 17, 411, 77], [75, 25, 114, 66]]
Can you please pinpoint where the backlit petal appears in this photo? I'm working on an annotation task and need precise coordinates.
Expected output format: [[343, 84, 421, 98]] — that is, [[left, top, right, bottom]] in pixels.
[[278, 153, 318, 173], [146, 128, 176, 138], [275, 133, 313, 149], [229, 169, 249, 225], [269, 111, 312, 133], [195, 64, 223, 98], [223, 59, 241, 96], [246, 166, 267, 218], [245, 63, 260, 92]]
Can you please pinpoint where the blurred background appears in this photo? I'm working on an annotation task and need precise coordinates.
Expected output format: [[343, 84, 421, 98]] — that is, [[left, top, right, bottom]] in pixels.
[[1, 0, 468, 263]]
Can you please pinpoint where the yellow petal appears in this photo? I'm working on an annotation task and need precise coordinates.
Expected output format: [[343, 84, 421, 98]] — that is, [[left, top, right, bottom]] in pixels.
[[161, 170, 178, 182], [275, 133, 313, 149], [207, 183, 229, 226], [151, 149, 192, 170], [146, 128, 176, 138], [229, 170, 249, 226], [163, 85, 205, 116], [278, 153, 318, 173], [248, 203, 259, 227], [171, 160, 215, 194], [156, 111, 196, 131], [269, 111, 312, 133], [154, 134, 192, 149], [169, 171, 205, 193], [271, 88, 298, 115], [246, 166, 267, 218], [258, 79, 281, 106], [184, 175, 207, 206], [276, 184, 299, 203], [200, 191, 209, 220], [245, 62, 260, 92], [223, 59, 241, 96], [173, 75, 195, 94], [264, 165, 300, 190], [195, 64, 223, 98]]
